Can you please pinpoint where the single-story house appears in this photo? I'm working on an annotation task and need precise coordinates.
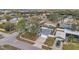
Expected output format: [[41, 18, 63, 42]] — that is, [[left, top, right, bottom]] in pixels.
[[9, 17, 18, 23]]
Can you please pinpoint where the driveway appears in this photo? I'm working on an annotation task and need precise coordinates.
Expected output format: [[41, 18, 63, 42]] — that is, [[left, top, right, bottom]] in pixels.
[[53, 39, 63, 50], [33, 36, 47, 48]]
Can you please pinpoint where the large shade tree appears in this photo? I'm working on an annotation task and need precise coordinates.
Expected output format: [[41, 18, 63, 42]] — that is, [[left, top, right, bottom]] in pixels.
[[25, 16, 41, 35], [47, 13, 64, 23]]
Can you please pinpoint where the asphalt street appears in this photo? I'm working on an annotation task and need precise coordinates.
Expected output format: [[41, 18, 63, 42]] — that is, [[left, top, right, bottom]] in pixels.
[[0, 32, 41, 50]]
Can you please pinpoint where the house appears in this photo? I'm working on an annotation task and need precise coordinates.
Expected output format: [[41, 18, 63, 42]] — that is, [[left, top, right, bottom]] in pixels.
[[55, 28, 66, 41], [55, 28, 79, 41], [63, 15, 74, 23], [9, 17, 18, 23], [65, 29, 79, 40], [39, 14, 47, 21], [59, 15, 74, 29], [0, 19, 7, 24]]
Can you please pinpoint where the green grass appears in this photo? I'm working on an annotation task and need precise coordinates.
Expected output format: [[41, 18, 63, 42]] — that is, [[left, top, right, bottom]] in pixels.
[[42, 37, 55, 50], [21, 32, 37, 41], [63, 43, 79, 50], [44, 37, 55, 46], [17, 35, 35, 44], [3, 44, 20, 50]]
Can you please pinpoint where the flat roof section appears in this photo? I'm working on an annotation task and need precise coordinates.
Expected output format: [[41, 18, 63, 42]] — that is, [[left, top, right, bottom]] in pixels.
[[55, 30, 66, 40], [64, 29, 79, 36]]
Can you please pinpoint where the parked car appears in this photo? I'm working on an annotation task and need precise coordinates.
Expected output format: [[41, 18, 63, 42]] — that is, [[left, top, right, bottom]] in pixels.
[[56, 40, 61, 47]]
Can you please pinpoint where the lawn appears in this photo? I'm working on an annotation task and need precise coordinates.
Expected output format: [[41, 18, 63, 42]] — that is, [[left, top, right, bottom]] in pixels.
[[3, 44, 20, 50], [21, 32, 38, 41], [42, 37, 55, 50], [17, 34, 35, 44], [0, 22, 16, 34], [63, 43, 79, 50], [44, 37, 55, 46]]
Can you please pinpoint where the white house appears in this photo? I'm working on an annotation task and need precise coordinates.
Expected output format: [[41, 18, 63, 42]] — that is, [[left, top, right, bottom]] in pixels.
[[55, 28, 79, 41], [0, 19, 7, 24], [9, 18, 18, 23]]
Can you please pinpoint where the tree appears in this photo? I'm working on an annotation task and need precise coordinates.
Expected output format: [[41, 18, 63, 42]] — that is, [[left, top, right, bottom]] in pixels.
[[71, 24, 76, 31], [68, 35, 76, 43], [17, 17, 26, 33], [3, 15, 13, 21], [56, 23, 60, 28], [16, 16, 41, 35], [16, 12, 22, 17], [29, 16, 42, 23], [25, 16, 41, 35], [3, 22, 15, 32], [47, 13, 64, 22]]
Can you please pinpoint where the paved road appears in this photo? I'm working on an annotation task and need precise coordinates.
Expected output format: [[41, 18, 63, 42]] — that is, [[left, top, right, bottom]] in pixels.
[[0, 32, 41, 50]]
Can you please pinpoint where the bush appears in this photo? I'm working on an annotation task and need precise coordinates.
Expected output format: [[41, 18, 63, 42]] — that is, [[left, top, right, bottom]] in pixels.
[[3, 22, 15, 32]]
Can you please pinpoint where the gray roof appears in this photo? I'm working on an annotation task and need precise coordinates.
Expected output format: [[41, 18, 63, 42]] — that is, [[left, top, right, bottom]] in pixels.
[[9, 18, 18, 23]]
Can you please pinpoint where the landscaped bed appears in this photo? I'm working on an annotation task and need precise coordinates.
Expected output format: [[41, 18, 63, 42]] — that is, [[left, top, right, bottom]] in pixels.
[[3, 44, 20, 50], [42, 37, 55, 50], [0, 22, 16, 34], [21, 32, 38, 41], [19, 32, 38, 44], [17, 35, 35, 44], [63, 43, 79, 50]]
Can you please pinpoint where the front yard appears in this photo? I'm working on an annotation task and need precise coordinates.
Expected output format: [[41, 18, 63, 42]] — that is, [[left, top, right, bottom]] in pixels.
[[21, 32, 38, 41], [63, 34, 79, 50], [19, 32, 38, 44], [0, 22, 16, 33], [42, 37, 55, 50], [63, 43, 79, 50]]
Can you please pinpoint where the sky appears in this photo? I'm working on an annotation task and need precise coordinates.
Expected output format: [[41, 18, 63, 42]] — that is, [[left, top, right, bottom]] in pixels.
[[0, 0, 79, 9]]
